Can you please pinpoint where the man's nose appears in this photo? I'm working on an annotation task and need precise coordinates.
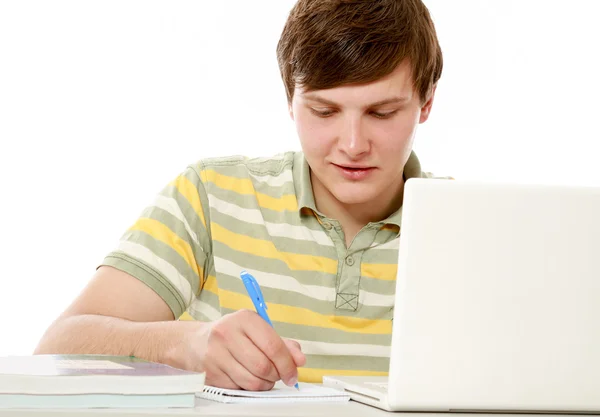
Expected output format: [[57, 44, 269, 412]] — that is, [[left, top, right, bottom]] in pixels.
[[338, 117, 370, 158]]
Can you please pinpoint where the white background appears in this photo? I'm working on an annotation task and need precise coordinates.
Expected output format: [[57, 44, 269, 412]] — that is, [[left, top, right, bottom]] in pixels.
[[0, 1, 599, 356]]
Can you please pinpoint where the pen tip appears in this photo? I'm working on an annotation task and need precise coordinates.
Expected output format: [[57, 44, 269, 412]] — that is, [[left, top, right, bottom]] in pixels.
[[294, 383, 299, 390]]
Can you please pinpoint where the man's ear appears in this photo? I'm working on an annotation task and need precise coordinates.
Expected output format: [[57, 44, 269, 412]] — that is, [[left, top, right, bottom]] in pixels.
[[419, 84, 437, 124]]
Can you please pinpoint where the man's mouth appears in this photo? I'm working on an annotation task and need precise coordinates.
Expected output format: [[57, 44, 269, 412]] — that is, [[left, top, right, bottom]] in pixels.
[[333, 163, 376, 180], [333, 162, 374, 170], [334, 163, 375, 170]]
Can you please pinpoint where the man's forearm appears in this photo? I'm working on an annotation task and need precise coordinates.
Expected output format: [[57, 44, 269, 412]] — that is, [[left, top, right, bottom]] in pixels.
[[33, 314, 202, 369]]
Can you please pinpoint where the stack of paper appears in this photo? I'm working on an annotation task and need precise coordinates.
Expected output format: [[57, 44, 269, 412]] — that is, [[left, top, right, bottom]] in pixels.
[[0, 354, 205, 409]]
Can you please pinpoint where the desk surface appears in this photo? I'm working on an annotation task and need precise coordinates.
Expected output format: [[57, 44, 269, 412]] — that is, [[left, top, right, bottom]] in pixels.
[[2, 398, 597, 417], [1, 398, 387, 417]]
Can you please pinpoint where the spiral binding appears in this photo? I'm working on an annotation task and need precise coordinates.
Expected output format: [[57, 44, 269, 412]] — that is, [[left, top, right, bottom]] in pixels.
[[203, 386, 225, 396]]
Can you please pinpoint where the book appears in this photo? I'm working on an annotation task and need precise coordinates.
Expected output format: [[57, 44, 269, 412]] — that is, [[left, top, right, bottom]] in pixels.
[[0, 354, 205, 409], [197, 381, 351, 404]]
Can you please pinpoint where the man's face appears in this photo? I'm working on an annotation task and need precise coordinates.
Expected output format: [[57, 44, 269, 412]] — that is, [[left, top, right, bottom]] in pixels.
[[290, 60, 435, 209]]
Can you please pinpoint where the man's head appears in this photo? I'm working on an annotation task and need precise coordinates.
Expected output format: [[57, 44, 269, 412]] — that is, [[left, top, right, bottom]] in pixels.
[[277, 0, 443, 216]]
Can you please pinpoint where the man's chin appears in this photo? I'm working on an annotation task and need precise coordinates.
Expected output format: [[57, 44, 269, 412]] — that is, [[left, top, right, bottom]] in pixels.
[[331, 188, 379, 206]]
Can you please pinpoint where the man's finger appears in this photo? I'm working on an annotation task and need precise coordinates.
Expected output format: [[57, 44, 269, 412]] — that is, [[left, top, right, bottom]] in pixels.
[[207, 366, 241, 390], [283, 339, 306, 367], [244, 317, 298, 387], [219, 345, 275, 391], [229, 335, 279, 382]]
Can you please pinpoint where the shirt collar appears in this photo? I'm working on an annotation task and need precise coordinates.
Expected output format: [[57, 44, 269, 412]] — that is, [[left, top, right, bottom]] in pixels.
[[293, 151, 318, 213], [292, 150, 424, 226]]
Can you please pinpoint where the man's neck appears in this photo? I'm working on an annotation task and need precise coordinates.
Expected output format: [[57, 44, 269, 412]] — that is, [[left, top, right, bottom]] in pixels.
[[311, 172, 405, 247]]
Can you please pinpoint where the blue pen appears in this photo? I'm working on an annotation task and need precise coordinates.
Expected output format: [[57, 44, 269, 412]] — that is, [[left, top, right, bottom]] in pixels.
[[240, 270, 299, 390]]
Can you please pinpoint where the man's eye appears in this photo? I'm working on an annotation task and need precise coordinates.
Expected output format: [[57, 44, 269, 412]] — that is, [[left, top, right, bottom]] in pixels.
[[371, 110, 398, 119], [310, 108, 335, 118]]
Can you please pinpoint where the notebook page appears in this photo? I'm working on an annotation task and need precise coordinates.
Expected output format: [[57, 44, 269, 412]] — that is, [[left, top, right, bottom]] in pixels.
[[198, 381, 350, 403]]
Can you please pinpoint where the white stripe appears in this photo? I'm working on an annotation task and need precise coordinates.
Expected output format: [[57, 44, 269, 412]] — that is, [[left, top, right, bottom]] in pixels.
[[209, 194, 263, 222], [151, 195, 201, 247], [209, 195, 333, 246], [360, 291, 395, 308], [249, 169, 294, 188], [214, 257, 395, 308], [294, 339, 390, 358], [188, 299, 222, 321], [117, 241, 193, 307]]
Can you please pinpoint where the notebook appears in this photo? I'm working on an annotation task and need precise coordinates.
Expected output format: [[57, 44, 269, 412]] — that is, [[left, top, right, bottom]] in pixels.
[[0, 354, 205, 408], [197, 381, 350, 404]]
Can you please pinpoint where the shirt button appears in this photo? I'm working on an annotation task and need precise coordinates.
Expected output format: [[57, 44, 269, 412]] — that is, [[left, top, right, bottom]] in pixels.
[[323, 222, 332, 230], [345, 256, 354, 266]]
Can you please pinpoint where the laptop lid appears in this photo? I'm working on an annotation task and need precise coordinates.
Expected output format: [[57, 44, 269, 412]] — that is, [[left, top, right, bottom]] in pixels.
[[387, 178, 600, 412]]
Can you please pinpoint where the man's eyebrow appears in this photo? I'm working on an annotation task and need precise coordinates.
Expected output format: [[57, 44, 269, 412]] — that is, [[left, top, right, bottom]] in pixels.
[[302, 93, 411, 107]]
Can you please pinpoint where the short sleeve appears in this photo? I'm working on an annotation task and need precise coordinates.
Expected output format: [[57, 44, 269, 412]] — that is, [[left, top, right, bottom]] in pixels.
[[99, 164, 211, 319]]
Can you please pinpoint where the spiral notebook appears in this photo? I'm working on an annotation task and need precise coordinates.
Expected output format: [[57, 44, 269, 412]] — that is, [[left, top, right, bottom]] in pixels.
[[197, 381, 350, 403]]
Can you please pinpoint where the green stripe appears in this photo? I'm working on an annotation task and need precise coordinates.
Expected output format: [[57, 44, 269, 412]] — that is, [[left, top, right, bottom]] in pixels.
[[194, 289, 221, 311], [101, 253, 186, 319], [304, 355, 389, 372], [362, 246, 399, 263], [182, 311, 212, 322], [359, 277, 397, 295], [187, 304, 221, 322], [362, 248, 399, 263]]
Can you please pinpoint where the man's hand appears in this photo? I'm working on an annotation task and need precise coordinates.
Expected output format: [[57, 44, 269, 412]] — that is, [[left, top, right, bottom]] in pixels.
[[171, 309, 306, 391]]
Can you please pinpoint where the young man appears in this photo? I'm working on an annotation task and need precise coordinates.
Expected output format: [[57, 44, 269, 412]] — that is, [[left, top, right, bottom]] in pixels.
[[35, 0, 444, 391]]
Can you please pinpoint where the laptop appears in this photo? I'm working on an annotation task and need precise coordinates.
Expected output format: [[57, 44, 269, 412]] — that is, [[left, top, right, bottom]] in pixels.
[[323, 178, 600, 412]]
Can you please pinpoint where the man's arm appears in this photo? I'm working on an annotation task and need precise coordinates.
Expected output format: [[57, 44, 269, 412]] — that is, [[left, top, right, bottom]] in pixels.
[[34, 265, 305, 390], [33, 265, 200, 369]]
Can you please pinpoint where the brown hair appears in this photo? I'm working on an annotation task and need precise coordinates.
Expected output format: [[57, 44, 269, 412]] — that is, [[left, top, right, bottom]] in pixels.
[[276, 0, 443, 104]]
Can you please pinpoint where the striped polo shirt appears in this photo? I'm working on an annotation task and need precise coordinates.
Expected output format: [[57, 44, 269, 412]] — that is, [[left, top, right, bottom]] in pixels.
[[101, 150, 442, 383]]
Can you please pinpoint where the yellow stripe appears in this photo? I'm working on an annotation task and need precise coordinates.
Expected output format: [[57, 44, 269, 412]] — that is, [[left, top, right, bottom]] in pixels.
[[218, 288, 392, 335], [299, 367, 387, 383], [361, 263, 397, 281], [178, 311, 195, 321], [202, 169, 298, 212], [202, 275, 218, 293], [170, 174, 206, 228], [212, 223, 338, 274], [180, 275, 217, 321], [257, 193, 298, 213], [381, 224, 399, 232], [129, 218, 201, 283]]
